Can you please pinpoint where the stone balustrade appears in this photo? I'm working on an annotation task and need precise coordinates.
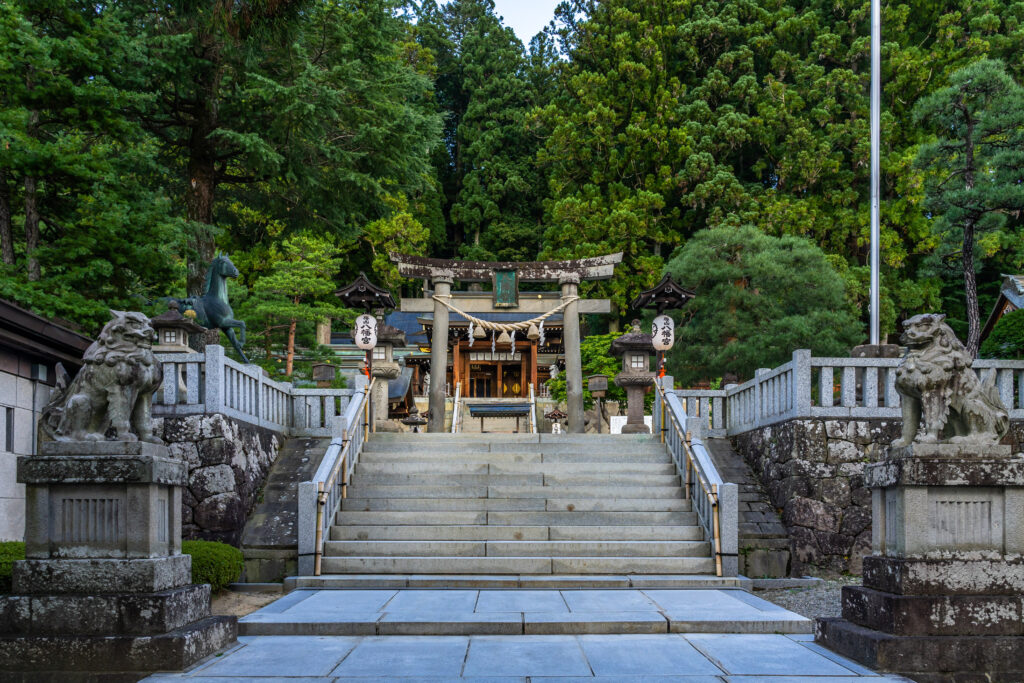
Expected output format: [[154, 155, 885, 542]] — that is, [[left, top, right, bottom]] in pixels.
[[674, 350, 1024, 437], [153, 345, 354, 437]]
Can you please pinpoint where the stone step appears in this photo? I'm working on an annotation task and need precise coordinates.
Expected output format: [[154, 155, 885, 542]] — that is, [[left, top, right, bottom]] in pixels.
[[368, 433, 658, 444], [359, 452, 673, 464], [323, 540, 711, 558], [361, 442, 667, 456], [319, 555, 717, 575], [286, 574, 750, 590], [340, 497, 692, 512], [344, 485, 685, 500], [330, 524, 704, 542], [350, 473, 682, 487], [239, 587, 812, 636], [335, 510, 697, 526], [354, 461, 677, 475]]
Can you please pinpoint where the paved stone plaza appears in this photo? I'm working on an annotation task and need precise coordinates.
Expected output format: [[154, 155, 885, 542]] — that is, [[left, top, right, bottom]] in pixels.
[[146, 632, 911, 680]]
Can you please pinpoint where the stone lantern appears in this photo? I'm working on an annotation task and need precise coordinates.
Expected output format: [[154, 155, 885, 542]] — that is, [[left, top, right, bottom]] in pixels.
[[610, 320, 655, 434], [151, 301, 206, 403], [360, 320, 406, 432], [151, 300, 206, 353]]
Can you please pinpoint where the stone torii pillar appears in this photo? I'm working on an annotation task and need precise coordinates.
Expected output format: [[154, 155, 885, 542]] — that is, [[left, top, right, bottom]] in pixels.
[[429, 277, 453, 432], [561, 275, 584, 433]]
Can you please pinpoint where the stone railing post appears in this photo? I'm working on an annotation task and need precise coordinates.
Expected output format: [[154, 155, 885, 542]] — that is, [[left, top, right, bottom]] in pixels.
[[753, 368, 769, 428], [204, 344, 225, 415], [792, 349, 812, 418], [717, 482, 739, 576]]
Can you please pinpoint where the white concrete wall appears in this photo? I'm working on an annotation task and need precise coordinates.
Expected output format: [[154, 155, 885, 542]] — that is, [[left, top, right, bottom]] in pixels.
[[0, 370, 50, 541]]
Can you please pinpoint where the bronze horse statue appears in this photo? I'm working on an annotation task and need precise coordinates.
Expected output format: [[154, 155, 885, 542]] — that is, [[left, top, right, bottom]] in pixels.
[[177, 253, 249, 363]]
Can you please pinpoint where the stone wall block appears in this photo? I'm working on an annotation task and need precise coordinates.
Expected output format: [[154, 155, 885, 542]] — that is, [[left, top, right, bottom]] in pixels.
[[840, 505, 872, 537], [195, 437, 233, 466], [828, 440, 863, 464], [199, 413, 230, 439], [189, 464, 235, 500], [193, 492, 245, 532], [813, 477, 852, 507], [767, 476, 811, 507], [783, 496, 840, 532], [791, 420, 827, 462]]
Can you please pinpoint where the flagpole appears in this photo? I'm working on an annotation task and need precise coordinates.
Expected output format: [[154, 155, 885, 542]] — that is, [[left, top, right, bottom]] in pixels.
[[869, 0, 881, 345]]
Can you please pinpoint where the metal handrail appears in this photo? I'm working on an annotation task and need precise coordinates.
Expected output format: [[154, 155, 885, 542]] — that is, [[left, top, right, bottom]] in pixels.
[[312, 379, 373, 576], [451, 382, 462, 433], [528, 383, 538, 434], [656, 381, 730, 577]]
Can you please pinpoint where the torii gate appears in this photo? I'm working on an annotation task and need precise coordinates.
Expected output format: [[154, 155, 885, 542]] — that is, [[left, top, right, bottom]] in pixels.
[[390, 253, 623, 433]]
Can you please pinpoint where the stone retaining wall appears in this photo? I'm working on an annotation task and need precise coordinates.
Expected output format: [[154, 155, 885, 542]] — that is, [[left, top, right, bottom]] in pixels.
[[732, 418, 1024, 576], [153, 414, 281, 545], [731, 419, 899, 575]]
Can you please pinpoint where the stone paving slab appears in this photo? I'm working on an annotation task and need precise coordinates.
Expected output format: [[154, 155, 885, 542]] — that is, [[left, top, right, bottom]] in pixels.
[[145, 634, 913, 680], [239, 588, 811, 636]]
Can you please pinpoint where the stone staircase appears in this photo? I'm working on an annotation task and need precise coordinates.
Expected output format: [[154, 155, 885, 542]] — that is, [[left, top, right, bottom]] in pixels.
[[320, 433, 716, 576]]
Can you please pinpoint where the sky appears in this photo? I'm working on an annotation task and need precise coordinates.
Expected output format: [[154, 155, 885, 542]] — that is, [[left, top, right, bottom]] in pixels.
[[491, 0, 561, 43]]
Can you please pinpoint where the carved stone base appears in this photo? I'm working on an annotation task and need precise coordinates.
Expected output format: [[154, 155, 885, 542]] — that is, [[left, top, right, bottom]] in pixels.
[[620, 423, 651, 434], [817, 446, 1024, 681], [816, 618, 1024, 683], [0, 615, 237, 682], [2, 441, 237, 679]]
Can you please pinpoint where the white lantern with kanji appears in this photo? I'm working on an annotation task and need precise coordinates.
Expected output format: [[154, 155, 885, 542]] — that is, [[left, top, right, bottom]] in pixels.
[[354, 313, 377, 350], [651, 315, 674, 351]]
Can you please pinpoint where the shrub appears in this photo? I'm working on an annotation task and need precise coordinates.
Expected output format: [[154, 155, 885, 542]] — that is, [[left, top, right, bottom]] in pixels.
[[0, 541, 25, 593], [981, 309, 1024, 359], [182, 540, 243, 592]]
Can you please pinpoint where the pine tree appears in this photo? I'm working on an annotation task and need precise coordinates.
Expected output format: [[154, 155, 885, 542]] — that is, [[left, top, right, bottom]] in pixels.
[[665, 225, 863, 385], [250, 233, 352, 376], [913, 59, 1024, 357]]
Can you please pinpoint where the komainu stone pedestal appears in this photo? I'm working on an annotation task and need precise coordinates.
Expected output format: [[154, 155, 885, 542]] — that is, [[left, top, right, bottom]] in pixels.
[[0, 442, 236, 682], [816, 443, 1024, 682]]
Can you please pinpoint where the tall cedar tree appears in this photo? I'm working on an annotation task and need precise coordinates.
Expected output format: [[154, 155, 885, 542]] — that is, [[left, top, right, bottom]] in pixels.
[[913, 59, 1024, 357], [416, 0, 548, 259], [538, 0, 1024, 332], [0, 0, 182, 332]]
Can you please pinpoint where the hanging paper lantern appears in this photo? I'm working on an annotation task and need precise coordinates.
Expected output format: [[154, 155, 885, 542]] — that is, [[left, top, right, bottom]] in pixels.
[[651, 315, 674, 351], [526, 323, 540, 341], [354, 313, 377, 350]]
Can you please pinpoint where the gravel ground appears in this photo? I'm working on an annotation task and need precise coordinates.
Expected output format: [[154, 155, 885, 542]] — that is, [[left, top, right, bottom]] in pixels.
[[756, 576, 862, 619], [211, 589, 281, 617]]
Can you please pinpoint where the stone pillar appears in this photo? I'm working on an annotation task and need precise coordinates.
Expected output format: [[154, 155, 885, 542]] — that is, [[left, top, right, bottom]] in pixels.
[[816, 442, 1024, 681], [429, 278, 452, 432], [0, 441, 236, 679], [561, 277, 584, 433]]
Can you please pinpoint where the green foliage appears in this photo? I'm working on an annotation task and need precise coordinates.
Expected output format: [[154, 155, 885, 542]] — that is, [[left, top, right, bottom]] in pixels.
[[981, 309, 1024, 359], [0, 0, 184, 334], [914, 59, 1024, 356], [665, 226, 863, 385], [547, 333, 626, 409], [0, 541, 25, 593], [181, 540, 242, 593]]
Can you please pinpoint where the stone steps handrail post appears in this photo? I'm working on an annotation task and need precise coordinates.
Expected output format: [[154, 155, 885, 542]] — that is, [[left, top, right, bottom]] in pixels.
[[656, 378, 738, 577], [298, 374, 370, 576]]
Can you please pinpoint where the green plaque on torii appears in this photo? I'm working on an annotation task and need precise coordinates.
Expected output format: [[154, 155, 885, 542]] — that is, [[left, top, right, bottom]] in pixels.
[[493, 270, 518, 308]]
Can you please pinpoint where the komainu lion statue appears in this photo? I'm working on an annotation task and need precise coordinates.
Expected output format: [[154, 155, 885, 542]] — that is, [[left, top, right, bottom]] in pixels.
[[40, 310, 163, 443], [892, 313, 1009, 447]]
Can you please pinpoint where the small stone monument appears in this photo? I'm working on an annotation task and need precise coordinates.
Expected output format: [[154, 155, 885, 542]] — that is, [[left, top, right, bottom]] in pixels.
[[816, 314, 1024, 681], [610, 321, 655, 434], [1, 311, 236, 679]]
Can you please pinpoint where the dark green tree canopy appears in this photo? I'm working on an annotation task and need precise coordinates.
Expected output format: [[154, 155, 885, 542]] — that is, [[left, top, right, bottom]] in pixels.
[[665, 225, 863, 385]]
